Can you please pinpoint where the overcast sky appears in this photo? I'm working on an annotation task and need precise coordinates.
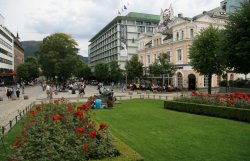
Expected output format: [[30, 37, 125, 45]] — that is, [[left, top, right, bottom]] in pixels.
[[0, 0, 219, 57]]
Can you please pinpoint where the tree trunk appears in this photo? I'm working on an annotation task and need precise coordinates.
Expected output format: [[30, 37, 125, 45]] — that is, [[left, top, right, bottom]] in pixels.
[[208, 73, 212, 94]]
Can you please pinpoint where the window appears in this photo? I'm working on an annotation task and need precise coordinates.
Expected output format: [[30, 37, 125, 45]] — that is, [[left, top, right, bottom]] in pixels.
[[137, 26, 145, 33], [166, 51, 171, 62], [146, 27, 153, 33], [177, 73, 183, 88], [204, 75, 209, 87], [154, 53, 158, 62], [190, 29, 194, 38], [147, 55, 150, 64], [145, 22, 151, 25], [136, 21, 143, 25], [176, 32, 179, 40], [217, 75, 221, 86], [177, 49, 182, 61], [181, 30, 184, 40]]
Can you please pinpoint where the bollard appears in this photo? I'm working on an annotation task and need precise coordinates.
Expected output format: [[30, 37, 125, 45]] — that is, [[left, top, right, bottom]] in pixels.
[[2, 127, 5, 135], [15, 116, 18, 123], [9, 120, 12, 128]]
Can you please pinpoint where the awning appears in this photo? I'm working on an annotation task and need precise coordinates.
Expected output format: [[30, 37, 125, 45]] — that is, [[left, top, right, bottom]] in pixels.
[[0, 72, 17, 75]]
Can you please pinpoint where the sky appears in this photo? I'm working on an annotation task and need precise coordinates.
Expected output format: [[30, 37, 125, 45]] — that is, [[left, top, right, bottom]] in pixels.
[[0, 0, 219, 57]]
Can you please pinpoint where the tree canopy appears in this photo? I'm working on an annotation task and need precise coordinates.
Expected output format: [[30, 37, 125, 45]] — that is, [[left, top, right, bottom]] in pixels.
[[109, 61, 123, 82], [222, 2, 250, 75], [94, 62, 109, 82], [17, 57, 39, 83], [38, 33, 79, 82], [189, 25, 225, 94], [125, 55, 143, 82]]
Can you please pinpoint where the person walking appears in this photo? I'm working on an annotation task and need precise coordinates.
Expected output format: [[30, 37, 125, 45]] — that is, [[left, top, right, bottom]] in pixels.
[[16, 88, 20, 99]]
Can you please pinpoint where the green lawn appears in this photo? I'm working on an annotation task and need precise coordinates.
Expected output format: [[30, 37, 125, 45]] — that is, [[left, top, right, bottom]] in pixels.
[[94, 99, 250, 161]]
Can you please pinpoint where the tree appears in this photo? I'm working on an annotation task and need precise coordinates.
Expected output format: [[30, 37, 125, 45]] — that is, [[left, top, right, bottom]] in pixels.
[[222, 2, 250, 78], [74, 60, 92, 80], [189, 25, 225, 94], [125, 55, 143, 82], [109, 61, 123, 82], [38, 33, 79, 82], [149, 53, 176, 85], [94, 63, 109, 82]]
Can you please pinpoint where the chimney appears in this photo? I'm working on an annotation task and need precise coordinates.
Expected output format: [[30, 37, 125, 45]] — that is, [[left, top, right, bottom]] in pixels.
[[178, 13, 183, 18]]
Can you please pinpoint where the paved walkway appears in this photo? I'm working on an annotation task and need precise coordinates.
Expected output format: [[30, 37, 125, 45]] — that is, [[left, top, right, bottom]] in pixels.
[[0, 84, 183, 130]]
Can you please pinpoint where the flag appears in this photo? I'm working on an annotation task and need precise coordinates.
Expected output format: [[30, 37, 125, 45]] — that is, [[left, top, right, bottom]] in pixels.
[[124, 5, 127, 10]]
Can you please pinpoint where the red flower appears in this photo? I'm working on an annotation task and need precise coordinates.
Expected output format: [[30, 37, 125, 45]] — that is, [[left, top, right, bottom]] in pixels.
[[74, 110, 84, 118], [85, 124, 92, 129], [36, 105, 41, 111], [229, 100, 234, 105], [191, 90, 197, 95], [199, 93, 204, 97], [76, 128, 85, 135], [98, 123, 107, 131], [29, 110, 36, 116], [223, 94, 229, 98], [84, 144, 88, 152], [54, 99, 60, 103], [67, 107, 73, 113], [77, 104, 90, 111], [89, 131, 96, 139], [53, 114, 62, 120], [245, 96, 250, 102]]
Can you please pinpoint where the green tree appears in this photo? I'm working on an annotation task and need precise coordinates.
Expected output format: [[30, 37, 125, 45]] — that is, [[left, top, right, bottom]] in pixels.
[[74, 60, 92, 80], [125, 55, 143, 82], [222, 2, 250, 78], [38, 33, 79, 82], [25, 57, 40, 79], [16, 63, 30, 82], [149, 53, 176, 85], [94, 63, 109, 82], [109, 61, 123, 82], [189, 25, 225, 94]]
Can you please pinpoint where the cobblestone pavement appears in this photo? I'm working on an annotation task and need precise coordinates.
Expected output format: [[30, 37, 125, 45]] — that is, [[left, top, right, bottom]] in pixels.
[[0, 84, 182, 129]]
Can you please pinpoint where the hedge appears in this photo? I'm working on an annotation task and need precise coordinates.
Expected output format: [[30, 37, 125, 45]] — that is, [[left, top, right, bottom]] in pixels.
[[164, 101, 250, 122], [93, 138, 144, 161]]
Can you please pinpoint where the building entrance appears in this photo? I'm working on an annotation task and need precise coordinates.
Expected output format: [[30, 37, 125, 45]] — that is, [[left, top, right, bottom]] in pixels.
[[188, 74, 196, 90]]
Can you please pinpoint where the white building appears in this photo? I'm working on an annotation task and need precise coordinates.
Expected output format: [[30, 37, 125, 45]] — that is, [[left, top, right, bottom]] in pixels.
[[88, 12, 160, 70], [0, 14, 14, 84]]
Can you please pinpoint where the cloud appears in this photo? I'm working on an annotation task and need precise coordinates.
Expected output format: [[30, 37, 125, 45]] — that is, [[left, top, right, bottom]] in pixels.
[[1, 0, 220, 57]]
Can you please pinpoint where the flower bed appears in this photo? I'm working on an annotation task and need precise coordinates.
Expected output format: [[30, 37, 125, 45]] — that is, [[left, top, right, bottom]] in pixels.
[[177, 90, 250, 109], [7, 98, 120, 161]]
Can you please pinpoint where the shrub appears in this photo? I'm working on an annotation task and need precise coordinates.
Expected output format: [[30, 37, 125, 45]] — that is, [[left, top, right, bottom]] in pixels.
[[164, 101, 250, 122], [8, 99, 119, 161]]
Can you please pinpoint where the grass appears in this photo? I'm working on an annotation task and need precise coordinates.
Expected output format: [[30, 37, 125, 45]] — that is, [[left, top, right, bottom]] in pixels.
[[94, 99, 250, 161]]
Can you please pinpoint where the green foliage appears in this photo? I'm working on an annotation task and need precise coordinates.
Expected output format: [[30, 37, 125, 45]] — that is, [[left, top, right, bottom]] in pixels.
[[125, 55, 143, 81], [38, 33, 80, 82], [164, 100, 250, 122], [7, 100, 118, 161], [222, 2, 250, 75], [74, 60, 92, 80], [94, 63, 109, 81], [95, 99, 250, 161], [16, 57, 39, 82], [189, 25, 225, 94], [109, 61, 123, 82], [21, 41, 42, 58], [149, 53, 176, 85]]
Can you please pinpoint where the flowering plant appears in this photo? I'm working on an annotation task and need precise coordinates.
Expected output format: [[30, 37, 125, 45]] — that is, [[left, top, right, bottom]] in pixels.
[[8, 98, 119, 160], [176, 91, 250, 109]]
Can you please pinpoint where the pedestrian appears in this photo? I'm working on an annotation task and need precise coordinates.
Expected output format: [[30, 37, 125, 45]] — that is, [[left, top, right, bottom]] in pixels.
[[16, 88, 20, 99], [6, 88, 11, 99]]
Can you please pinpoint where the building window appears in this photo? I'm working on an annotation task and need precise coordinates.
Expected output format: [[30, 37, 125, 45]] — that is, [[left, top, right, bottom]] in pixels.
[[177, 72, 183, 88], [177, 49, 182, 61], [147, 55, 150, 65], [136, 21, 143, 25], [146, 27, 153, 33], [190, 29, 194, 38], [138, 26, 145, 33], [154, 53, 158, 62], [204, 75, 209, 87], [176, 32, 179, 40], [181, 30, 184, 40], [145, 22, 151, 25], [166, 51, 171, 62]]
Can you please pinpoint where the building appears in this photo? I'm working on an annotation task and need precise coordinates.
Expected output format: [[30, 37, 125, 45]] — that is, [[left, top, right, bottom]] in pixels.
[[88, 12, 160, 70], [138, 6, 236, 90], [220, 0, 249, 13], [0, 14, 15, 85], [13, 33, 24, 72]]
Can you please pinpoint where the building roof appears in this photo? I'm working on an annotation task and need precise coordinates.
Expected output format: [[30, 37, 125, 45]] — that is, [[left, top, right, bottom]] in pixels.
[[193, 7, 228, 20], [89, 12, 160, 42]]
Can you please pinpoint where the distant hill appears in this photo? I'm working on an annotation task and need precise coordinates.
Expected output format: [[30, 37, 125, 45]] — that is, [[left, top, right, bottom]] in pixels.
[[21, 41, 89, 64], [21, 41, 42, 58]]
